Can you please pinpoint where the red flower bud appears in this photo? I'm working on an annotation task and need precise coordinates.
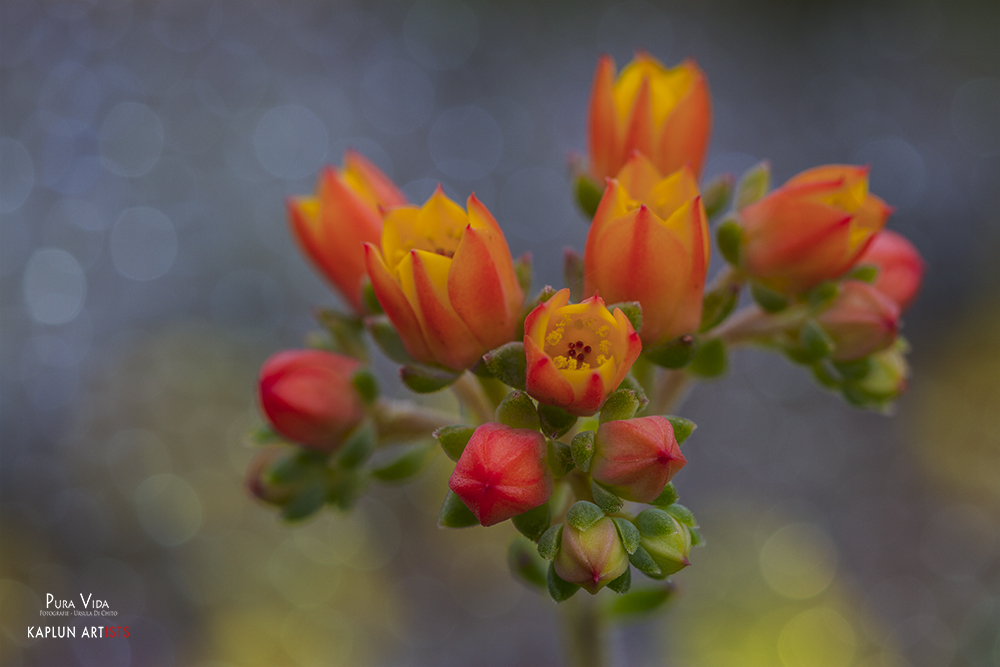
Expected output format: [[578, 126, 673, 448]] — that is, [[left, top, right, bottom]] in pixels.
[[448, 423, 553, 527], [817, 281, 900, 362], [590, 416, 686, 503], [258, 350, 366, 451], [855, 229, 925, 312], [554, 517, 629, 594]]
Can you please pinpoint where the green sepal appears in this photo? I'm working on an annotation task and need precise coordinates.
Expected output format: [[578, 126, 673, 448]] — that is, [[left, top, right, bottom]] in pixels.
[[433, 424, 476, 461], [847, 264, 879, 283], [644, 334, 697, 369], [495, 390, 540, 430], [547, 440, 575, 478], [635, 508, 678, 538], [590, 480, 624, 514], [607, 301, 643, 334], [607, 567, 632, 594], [368, 441, 435, 482], [548, 563, 581, 602], [315, 308, 368, 361], [514, 252, 533, 296], [512, 502, 551, 543], [702, 172, 735, 220], [538, 404, 578, 439], [599, 388, 640, 423], [665, 416, 696, 445], [699, 284, 740, 333], [716, 218, 743, 266], [735, 160, 770, 210], [689, 526, 705, 547], [570, 430, 596, 472], [689, 338, 728, 378], [437, 490, 479, 528], [361, 278, 383, 315], [613, 517, 641, 555], [268, 449, 326, 485], [366, 316, 415, 364], [326, 469, 366, 510], [251, 426, 281, 444], [566, 501, 604, 532], [617, 375, 649, 412], [280, 480, 328, 522], [537, 524, 563, 561], [650, 482, 679, 507], [575, 173, 604, 220], [833, 358, 872, 381], [665, 503, 697, 528], [606, 584, 675, 618], [807, 281, 840, 312], [799, 320, 834, 361], [351, 369, 380, 406], [563, 248, 584, 303], [628, 545, 663, 578], [336, 420, 377, 470], [750, 282, 789, 313], [483, 342, 527, 390], [508, 536, 548, 590], [811, 362, 842, 389], [400, 364, 461, 393]]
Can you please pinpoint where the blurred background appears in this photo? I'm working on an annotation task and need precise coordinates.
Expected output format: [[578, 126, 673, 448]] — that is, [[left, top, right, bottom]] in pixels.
[[1, 0, 999, 665]]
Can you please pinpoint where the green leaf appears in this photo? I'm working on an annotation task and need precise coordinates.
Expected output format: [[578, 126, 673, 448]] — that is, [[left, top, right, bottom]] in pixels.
[[326, 470, 366, 510], [699, 284, 740, 333], [735, 160, 770, 210], [547, 439, 575, 478], [635, 508, 678, 538], [570, 430, 596, 472], [644, 335, 697, 369], [483, 342, 527, 390], [251, 426, 281, 444], [512, 502, 551, 542], [607, 567, 631, 594], [807, 281, 840, 312], [702, 172, 735, 220], [750, 282, 789, 313], [689, 526, 705, 547], [538, 404, 578, 439], [315, 308, 368, 361], [537, 524, 563, 561], [665, 503, 697, 528], [514, 252, 533, 296], [591, 481, 624, 514], [508, 536, 548, 590], [351, 369, 380, 406], [613, 517, 641, 554], [365, 316, 415, 364], [689, 338, 728, 378], [628, 546, 663, 578], [650, 482, 679, 507], [607, 301, 643, 334], [336, 420, 376, 469], [495, 390, 540, 430], [280, 480, 327, 522], [433, 424, 476, 461], [563, 249, 584, 303], [833, 358, 872, 381], [665, 417, 696, 445], [847, 264, 879, 283], [617, 375, 649, 412], [400, 364, 461, 393], [369, 442, 434, 482], [361, 279, 383, 315], [599, 388, 640, 423], [548, 563, 581, 602], [799, 320, 834, 361], [566, 501, 604, 532], [606, 585, 675, 618], [716, 219, 743, 266], [438, 490, 480, 528], [811, 362, 842, 389], [575, 173, 604, 220]]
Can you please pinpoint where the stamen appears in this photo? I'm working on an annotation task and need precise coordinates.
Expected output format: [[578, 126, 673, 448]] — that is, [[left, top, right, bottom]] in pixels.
[[584, 345, 592, 353]]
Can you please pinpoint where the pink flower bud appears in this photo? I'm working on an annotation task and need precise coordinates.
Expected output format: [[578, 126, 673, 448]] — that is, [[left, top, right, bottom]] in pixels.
[[855, 229, 925, 312], [554, 517, 629, 594], [817, 281, 900, 362], [448, 423, 553, 527], [590, 416, 687, 503], [258, 350, 366, 451]]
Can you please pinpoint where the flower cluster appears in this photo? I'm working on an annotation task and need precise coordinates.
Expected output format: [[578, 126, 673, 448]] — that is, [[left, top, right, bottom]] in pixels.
[[246, 51, 925, 607]]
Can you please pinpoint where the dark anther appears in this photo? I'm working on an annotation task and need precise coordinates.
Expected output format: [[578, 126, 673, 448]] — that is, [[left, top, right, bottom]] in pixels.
[[576, 340, 583, 347], [584, 345, 592, 353]]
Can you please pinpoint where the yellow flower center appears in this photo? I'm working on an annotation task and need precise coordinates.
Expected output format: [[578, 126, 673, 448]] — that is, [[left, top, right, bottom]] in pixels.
[[544, 312, 615, 371]]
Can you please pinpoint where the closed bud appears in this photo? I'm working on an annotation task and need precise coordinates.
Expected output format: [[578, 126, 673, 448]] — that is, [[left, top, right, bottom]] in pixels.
[[448, 423, 553, 527], [258, 350, 366, 452], [554, 516, 630, 594], [843, 340, 910, 409], [636, 508, 692, 576], [854, 229, 925, 312], [816, 280, 900, 362], [590, 416, 687, 503], [245, 446, 297, 505]]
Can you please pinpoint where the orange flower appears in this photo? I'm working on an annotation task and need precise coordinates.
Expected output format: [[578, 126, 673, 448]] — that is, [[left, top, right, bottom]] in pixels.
[[523, 289, 641, 416], [584, 153, 709, 345], [855, 229, 925, 312], [287, 151, 407, 312], [739, 165, 892, 295], [588, 52, 711, 182], [363, 187, 523, 372]]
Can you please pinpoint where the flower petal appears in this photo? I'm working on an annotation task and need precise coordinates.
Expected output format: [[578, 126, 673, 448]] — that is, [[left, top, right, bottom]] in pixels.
[[659, 60, 711, 178], [588, 54, 618, 181], [364, 242, 432, 364], [448, 225, 513, 349]]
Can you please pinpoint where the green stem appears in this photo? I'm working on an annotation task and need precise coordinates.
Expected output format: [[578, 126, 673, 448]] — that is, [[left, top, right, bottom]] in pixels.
[[711, 303, 809, 346], [371, 399, 456, 442], [450, 372, 495, 425], [560, 594, 610, 667]]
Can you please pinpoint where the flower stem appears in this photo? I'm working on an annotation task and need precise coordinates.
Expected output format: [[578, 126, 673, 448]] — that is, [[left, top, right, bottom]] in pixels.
[[651, 368, 693, 415], [371, 399, 456, 442], [450, 372, 495, 425], [711, 303, 809, 346], [560, 594, 610, 667]]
